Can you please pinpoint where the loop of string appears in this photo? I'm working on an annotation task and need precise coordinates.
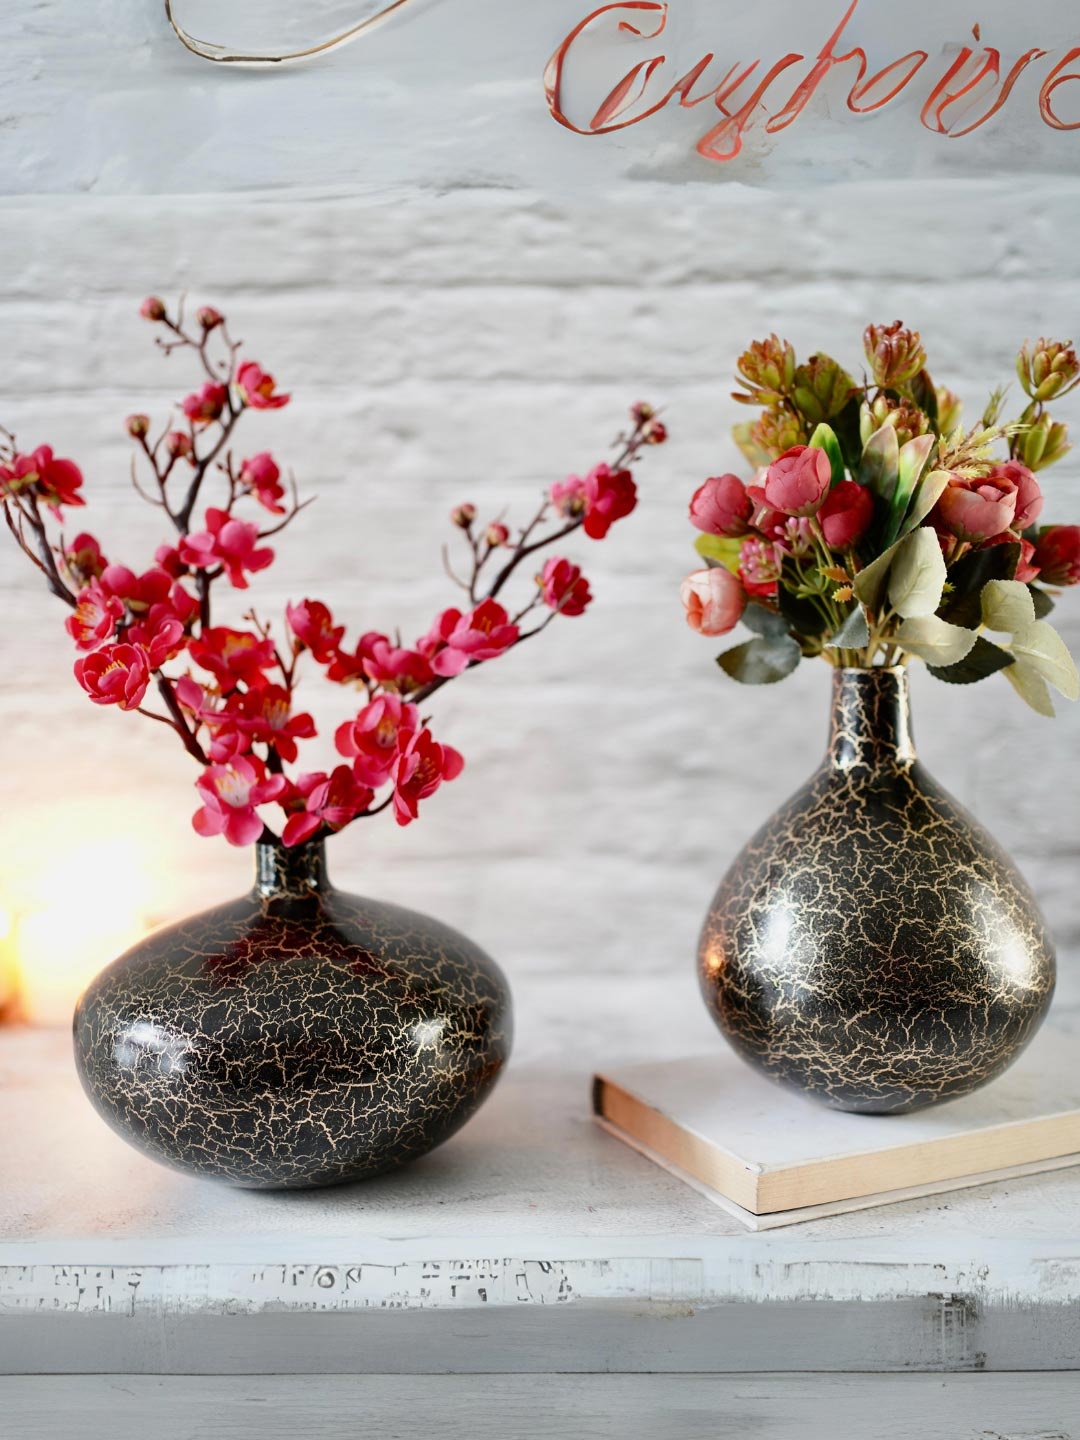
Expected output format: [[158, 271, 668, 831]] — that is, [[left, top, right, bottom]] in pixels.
[[164, 0, 422, 66]]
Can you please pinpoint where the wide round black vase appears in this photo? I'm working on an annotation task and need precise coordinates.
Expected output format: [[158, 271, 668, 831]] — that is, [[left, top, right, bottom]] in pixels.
[[698, 667, 1055, 1115], [73, 839, 512, 1188]]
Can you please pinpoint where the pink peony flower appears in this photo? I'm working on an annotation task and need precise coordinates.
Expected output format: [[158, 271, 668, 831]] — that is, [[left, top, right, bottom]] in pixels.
[[583, 463, 638, 540], [240, 452, 286, 515], [739, 537, 783, 598], [689, 475, 753, 537], [74, 643, 151, 710], [1033, 525, 1080, 586], [539, 557, 592, 616], [423, 598, 520, 677], [997, 460, 1044, 530], [762, 445, 833, 518], [188, 627, 277, 689], [286, 599, 345, 665], [233, 684, 317, 764], [281, 767, 375, 848], [181, 383, 228, 427], [0, 446, 86, 517], [392, 728, 465, 827], [179, 508, 274, 589], [335, 694, 419, 787], [818, 481, 874, 549], [191, 756, 287, 848], [236, 361, 290, 411], [934, 474, 1018, 543], [65, 579, 124, 652], [680, 567, 746, 636]]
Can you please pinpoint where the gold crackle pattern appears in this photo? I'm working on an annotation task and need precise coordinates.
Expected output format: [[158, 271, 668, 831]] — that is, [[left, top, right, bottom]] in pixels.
[[698, 668, 1055, 1115], [73, 841, 512, 1188]]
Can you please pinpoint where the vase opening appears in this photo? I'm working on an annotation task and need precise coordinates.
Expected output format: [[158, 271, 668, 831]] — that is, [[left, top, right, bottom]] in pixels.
[[828, 666, 916, 772], [254, 836, 329, 907]]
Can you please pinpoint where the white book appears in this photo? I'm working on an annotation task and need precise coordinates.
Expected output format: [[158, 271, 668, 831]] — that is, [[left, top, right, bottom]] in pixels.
[[594, 1024, 1080, 1230]]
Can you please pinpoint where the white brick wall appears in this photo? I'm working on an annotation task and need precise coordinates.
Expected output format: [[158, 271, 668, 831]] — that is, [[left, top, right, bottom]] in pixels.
[[1, 187, 1078, 1029]]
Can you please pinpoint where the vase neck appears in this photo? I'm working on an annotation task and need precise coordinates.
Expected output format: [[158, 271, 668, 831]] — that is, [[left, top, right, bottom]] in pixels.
[[254, 839, 330, 903], [827, 668, 917, 771]]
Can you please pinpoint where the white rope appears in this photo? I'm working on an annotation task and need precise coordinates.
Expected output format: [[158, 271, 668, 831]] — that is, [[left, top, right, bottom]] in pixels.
[[163, 0, 423, 67]]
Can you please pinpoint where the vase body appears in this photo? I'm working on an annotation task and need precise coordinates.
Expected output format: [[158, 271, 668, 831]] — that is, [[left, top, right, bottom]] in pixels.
[[698, 668, 1055, 1115], [73, 840, 512, 1188]]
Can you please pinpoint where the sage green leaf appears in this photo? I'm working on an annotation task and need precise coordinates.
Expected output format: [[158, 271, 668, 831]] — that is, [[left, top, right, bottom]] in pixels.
[[731, 421, 773, 470], [694, 533, 743, 575], [1030, 585, 1056, 619], [778, 556, 829, 637], [938, 542, 1020, 628], [896, 615, 978, 667], [1011, 621, 1080, 700], [742, 602, 791, 639], [1004, 656, 1057, 717], [899, 469, 951, 537], [927, 635, 1016, 685], [808, 422, 845, 486], [882, 434, 936, 549], [852, 538, 903, 614], [888, 526, 947, 619], [858, 424, 900, 502], [826, 606, 871, 652], [982, 579, 1036, 635], [717, 635, 802, 685]]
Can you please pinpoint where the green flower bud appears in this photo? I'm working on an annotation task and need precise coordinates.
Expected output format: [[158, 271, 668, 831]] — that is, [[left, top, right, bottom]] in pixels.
[[1017, 338, 1080, 402], [1016, 412, 1071, 471], [791, 353, 855, 425], [733, 334, 797, 407], [864, 321, 927, 389]]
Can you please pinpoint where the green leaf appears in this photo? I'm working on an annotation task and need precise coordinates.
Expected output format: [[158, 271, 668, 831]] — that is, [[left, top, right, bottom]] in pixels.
[[982, 579, 1037, 635], [831, 394, 865, 470], [899, 469, 951, 537], [858, 425, 900, 503], [825, 606, 871, 652], [808, 423, 845, 487], [882, 434, 936, 549], [852, 538, 903, 614], [694, 533, 743, 575], [778, 557, 829, 637], [1011, 621, 1080, 700], [741, 602, 791, 639], [938, 543, 1020, 628], [896, 615, 978, 667], [1005, 657, 1057, 717], [928, 635, 1016, 685], [888, 527, 947, 619], [1030, 585, 1056, 619], [907, 368, 940, 428], [731, 421, 773, 470], [717, 635, 802, 685]]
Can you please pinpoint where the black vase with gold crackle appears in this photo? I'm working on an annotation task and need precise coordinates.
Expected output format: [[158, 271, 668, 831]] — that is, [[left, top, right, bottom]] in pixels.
[[73, 839, 512, 1188], [698, 667, 1055, 1115]]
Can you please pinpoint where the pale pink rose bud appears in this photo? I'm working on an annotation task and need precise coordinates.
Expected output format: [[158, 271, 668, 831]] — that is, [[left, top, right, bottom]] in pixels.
[[690, 475, 753, 537], [680, 567, 746, 636]]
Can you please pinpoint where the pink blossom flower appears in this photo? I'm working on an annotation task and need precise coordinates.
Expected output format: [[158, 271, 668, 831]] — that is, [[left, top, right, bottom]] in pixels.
[[423, 598, 520, 677], [286, 599, 345, 665], [539, 557, 592, 616], [549, 476, 587, 518], [485, 522, 511, 548], [179, 508, 274, 589], [392, 728, 465, 827], [164, 431, 193, 461], [739, 537, 783, 598], [997, 461, 1044, 530], [934, 474, 1018, 543], [0, 446, 85, 517], [335, 695, 419, 787], [181, 383, 228, 427], [64, 533, 108, 585], [281, 767, 375, 848], [65, 579, 123, 651], [191, 756, 287, 848], [1033, 525, 1080, 586], [154, 543, 187, 578], [762, 445, 833, 518], [360, 635, 434, 692], [818, 481, 875, 549], [236, 361, 289, 411], [583, 463, 638, 540], [74, 643, 151, 710], [240, 453, 287, 515], [188, 627, 277, 689], [680, 568, 746, 636], [233, 684, 317, 764], [689, 475, 753, 537]]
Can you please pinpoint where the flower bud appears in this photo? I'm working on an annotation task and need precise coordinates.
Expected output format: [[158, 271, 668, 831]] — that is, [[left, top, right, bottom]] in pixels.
[[164, 430, 193, 460], [1017, 338, 1080, 403], [125, 413, 151, 439], [1016, 413, 1070, 472], [733, 334, 797, 407], [196, 306, 225, 331], [631, 401, 655, 425], [792, 353, 855, 424], [935, 386, 963, 437], [140, 296, 167, 322], [484, 522, 510, 548], [750, 408, 805, 461], [1033, 525, 1080, 586], [864, 321, 927, 389], [642, 417, 668, 445], [451, 503, 477, 529]]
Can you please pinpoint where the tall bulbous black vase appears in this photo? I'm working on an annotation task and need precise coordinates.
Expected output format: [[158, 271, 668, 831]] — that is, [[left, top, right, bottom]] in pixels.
[[73, 840, 512, 1188], [698, 667, 1056, 1115]]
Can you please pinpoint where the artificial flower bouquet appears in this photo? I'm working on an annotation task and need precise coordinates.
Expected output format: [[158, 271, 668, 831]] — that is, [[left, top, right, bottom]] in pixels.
[[682, 323, 1080, 716], [0, 299, 666, 846]]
